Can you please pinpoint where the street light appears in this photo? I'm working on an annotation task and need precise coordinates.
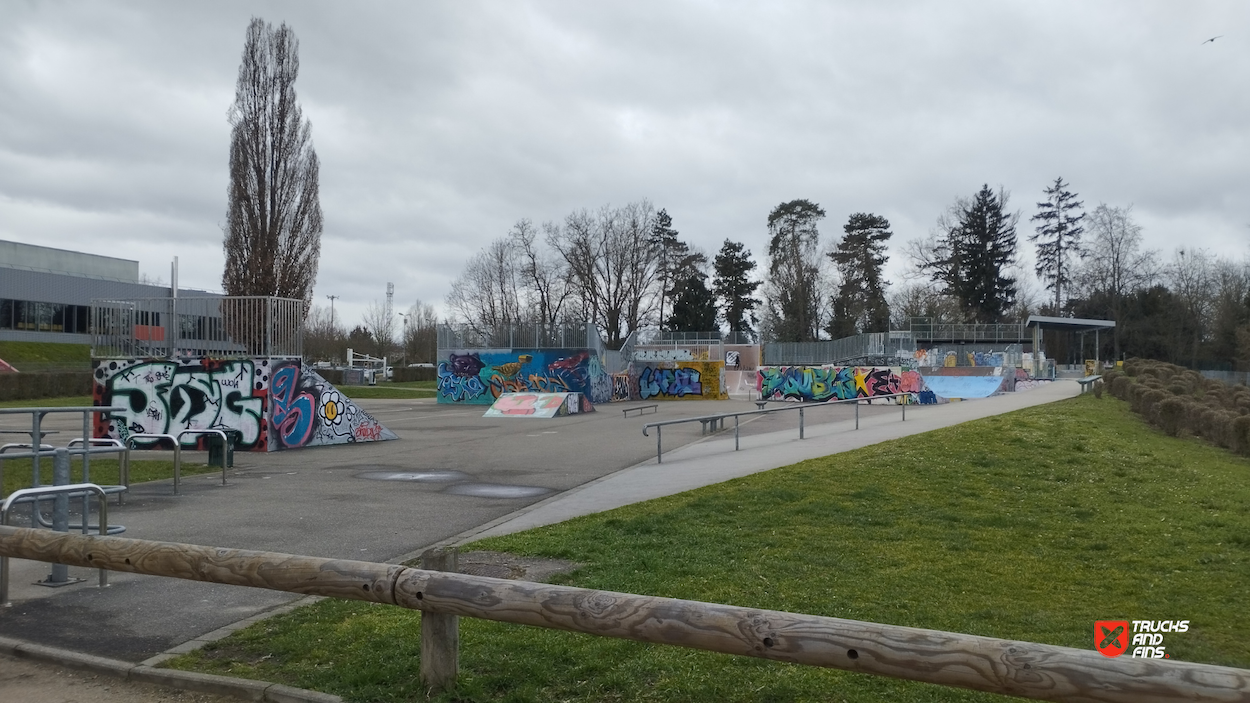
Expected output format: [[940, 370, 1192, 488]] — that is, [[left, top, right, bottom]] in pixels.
[[397, 312, 409, 366]]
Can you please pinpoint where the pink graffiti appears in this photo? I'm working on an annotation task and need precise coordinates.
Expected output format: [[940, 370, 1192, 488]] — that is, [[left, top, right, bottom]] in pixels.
[[491, 393, 567, 415], [900, 370, 924, 393], [354, 423, 383, 441]]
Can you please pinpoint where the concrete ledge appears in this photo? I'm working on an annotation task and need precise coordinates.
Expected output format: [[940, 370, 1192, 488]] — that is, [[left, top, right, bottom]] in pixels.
[[266, 683, 345, 703], [131, 666, 270, 700], [11, 640, 134, 679], [0, 634, 21, 656]]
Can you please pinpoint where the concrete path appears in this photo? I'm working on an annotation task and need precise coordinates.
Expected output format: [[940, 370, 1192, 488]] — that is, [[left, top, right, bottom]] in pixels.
[[465, 380, 1080, 541]]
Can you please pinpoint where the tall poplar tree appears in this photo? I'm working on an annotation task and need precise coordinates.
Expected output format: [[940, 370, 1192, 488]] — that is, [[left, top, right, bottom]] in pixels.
[[1030, 177, 1085, 313], [222, 18, 323, 308]]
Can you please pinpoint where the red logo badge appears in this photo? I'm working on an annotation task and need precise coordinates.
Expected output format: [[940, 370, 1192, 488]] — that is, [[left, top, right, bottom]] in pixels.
[[1095, 620, 1129, 657]]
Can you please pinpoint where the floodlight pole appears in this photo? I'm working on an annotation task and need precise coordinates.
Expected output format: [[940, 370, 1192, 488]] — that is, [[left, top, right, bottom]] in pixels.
[[326, 295, 338, 327]]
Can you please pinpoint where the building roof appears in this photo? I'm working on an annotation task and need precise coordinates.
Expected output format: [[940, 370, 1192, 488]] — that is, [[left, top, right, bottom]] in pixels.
[[0, 239, 139, 282], [1025, 315, 1116, 331]]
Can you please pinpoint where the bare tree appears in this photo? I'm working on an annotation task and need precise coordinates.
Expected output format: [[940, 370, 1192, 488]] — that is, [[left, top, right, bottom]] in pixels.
[[511, 219, 572, 332], [1167, 248, 1216, 367], [303, 304, 345, 362], [1077, 204, 1157, 358], [361, 301, 396, 359], [403, 299, 439, 363], [222, 18, 322, 309], [547, 201, 660, 348], [446, 238, 522, 338]]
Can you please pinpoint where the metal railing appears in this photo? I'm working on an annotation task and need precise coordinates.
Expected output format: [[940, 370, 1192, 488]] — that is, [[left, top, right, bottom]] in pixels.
[[907, 318, 1030, 343], [123, 434, 181, 494], [764, 332, 916, 366], [437, 322, 598, 351], [1, 482, 110, 606], [642, 394, 913, 464], [92, 296, 305, 359], [0, 406, 126, 492], [176, 430, 229, 486]]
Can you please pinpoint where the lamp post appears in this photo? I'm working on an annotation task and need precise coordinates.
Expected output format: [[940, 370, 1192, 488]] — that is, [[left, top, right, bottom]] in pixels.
[[397, 312, 409, 367], [326, 295, 338, 327]]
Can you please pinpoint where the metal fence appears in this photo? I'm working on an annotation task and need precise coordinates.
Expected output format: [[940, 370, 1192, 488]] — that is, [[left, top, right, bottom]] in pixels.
[[764, 332, 916, 366], [92, 296, 305, 359], [437, 322, 599, 351], [907, 317, 1029, 343]]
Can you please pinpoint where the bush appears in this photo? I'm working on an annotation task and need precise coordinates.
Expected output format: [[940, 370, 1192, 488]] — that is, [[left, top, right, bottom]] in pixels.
[[1111, 375, 1132, 400], [1093, 380, 1104, 399], [1231, 415, 1250, 455], [0, 371, 92, 401], [1155, 396, 1187, 436], [1166, 382, 1190, 397]]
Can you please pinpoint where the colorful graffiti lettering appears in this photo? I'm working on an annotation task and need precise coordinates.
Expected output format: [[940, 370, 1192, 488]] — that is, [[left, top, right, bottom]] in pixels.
[[611, 372, 631, 402], [93, 357, 397, 452], [437, 349, 612, 405], [638, 366, 703, 400], [95, 359, 265, 449], [757, 366, 906, 402], [271, 363, 317, 448], [900, 370, 925, 393]]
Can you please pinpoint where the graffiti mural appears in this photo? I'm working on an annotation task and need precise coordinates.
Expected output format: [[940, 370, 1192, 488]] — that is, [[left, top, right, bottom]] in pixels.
[[756, 366, 909, 403], [436, 349, 612, 405], [482, 392, 595, 418], [93, 357, 397, 452], [628, 361, 727, 401]]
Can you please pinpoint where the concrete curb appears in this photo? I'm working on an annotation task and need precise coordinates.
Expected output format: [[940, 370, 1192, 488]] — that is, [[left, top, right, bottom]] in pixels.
[[0, 635, 342, 703]]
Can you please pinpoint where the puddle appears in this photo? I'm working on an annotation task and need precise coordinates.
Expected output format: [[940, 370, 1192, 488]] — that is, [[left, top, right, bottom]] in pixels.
[[357, 470, 473, 483], [443, 483, 552, 499]]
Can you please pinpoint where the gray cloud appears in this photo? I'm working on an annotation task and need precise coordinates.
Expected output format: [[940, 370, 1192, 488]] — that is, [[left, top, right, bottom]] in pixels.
[[2, 1, 1246, 327]]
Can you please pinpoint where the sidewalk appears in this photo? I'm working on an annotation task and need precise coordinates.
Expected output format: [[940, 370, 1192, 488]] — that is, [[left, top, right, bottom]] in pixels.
[[463, 380, 1081, 541]]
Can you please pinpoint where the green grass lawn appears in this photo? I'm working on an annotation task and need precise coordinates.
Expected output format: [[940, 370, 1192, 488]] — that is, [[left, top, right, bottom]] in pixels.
[[167, 394, 1250, 702], [2, 456, 214, 496], [340, 382, 437, 399], [0, 341, 91, 364]]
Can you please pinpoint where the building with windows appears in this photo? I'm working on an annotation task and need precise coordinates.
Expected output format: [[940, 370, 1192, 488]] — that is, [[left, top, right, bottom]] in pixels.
[[0, 239, 219, 346]]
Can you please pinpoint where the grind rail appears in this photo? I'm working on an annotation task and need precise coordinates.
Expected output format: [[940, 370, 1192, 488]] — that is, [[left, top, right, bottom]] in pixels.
[[0, 528, 1245, 701], [642, 393, 912, 463]]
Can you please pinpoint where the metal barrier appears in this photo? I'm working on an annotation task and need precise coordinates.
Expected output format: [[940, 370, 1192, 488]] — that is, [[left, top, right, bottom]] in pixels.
[[0, 406, 126, 484], [643, 394, 912, 464], [123, 434, 181, 494], [176, 430, 229, 486], [1, 448, 111, 608]]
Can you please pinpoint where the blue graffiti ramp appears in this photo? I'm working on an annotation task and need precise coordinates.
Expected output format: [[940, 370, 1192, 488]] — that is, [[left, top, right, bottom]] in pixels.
[[921, 375, 1005, 399]]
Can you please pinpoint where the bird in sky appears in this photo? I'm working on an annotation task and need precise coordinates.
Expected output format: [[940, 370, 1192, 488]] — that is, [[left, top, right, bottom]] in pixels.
[[1202, 36, 1223, 44]]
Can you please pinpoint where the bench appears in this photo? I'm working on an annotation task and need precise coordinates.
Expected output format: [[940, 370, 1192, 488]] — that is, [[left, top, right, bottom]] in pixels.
[[1077, 375, 1102, 394], [699, 417, 725, 434], [622, 404, 659, 418]]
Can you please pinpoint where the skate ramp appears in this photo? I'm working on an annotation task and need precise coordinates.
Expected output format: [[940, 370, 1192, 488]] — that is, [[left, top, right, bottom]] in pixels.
[[922, 375, 1006, 399], [483, 392, 594, 418]]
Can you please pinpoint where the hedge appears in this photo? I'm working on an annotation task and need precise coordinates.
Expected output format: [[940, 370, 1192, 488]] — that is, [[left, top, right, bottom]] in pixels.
[[1103, 360, 1250, 456], [0, 372, 94, 402]]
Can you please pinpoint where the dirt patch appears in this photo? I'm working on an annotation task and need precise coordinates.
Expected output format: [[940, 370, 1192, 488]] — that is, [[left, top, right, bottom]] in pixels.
[[416, 550, 580, 582]]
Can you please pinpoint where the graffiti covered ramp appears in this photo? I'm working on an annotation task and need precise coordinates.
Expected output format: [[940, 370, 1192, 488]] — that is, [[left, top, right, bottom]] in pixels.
[[921, 375, 1007, 400], [483, 392, 594, 418], [93, 358, 398, 451]]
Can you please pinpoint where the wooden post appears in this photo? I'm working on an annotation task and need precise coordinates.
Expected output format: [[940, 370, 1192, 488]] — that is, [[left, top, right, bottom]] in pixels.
[[420, 547, 459, 694]]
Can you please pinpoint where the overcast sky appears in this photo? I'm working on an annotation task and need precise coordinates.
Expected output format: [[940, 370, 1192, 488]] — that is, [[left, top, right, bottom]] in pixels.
[[2, 1, 1247, 328]]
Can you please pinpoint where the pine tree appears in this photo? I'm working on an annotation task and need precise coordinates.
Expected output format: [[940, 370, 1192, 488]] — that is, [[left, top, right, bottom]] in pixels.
[[827, 213, 892, 337], [667, 260, 718, 333], [713, 239, 762, 339], [763, 199, 826, 341], [930, 185, 1019, 323], [1030, 177, 1085, 313], [649, 209, 681, 327]]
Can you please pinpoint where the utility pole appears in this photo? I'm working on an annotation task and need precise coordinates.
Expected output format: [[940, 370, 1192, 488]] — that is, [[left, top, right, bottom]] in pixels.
[[397, 312, 409, 366], [326, 295, 338, 327]]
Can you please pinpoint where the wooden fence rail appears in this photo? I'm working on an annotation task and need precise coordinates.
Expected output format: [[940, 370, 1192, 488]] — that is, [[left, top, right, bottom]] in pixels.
[[1, 525, 1247, 702]]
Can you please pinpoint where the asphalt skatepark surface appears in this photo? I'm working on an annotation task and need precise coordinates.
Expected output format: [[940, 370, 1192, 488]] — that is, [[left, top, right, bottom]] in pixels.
[[0, 383, 1080, 672]]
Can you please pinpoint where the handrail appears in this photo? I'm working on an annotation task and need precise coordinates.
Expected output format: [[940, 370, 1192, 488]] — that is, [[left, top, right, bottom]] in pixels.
[[1, 485, 109, 607], [0, 526, 1244, 701], [0, 406, 126, 492], [642, 393, 913, 463], [123, 434, 181, 494], [176, 430, 229, 486]]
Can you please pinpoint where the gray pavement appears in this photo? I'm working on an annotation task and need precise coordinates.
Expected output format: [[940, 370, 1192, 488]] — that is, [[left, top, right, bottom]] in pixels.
[[0, 383, 1079, 665]]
